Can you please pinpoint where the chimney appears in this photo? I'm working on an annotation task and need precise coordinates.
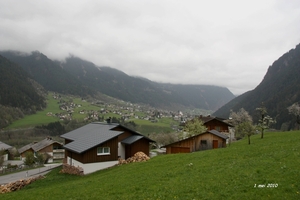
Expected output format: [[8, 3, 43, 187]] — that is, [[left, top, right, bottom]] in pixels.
[[106, 117, 112, 124]]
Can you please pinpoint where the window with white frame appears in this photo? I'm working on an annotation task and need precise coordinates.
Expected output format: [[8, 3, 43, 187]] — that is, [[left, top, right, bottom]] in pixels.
[[97, 147, 110, 155]]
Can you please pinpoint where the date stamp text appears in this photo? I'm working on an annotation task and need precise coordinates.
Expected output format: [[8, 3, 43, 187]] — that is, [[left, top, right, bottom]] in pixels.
[[254, 183, 278, 188]]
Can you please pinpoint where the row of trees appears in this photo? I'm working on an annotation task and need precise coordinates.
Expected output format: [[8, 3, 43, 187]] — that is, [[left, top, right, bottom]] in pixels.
[[150, 103, 278, 147], [229, 103, 276, 145], [229, 101, 300, 144]]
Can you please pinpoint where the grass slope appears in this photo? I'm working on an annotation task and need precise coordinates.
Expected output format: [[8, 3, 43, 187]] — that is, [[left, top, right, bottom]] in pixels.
[[2, 131, 300, 199], [7, 93, 178, 134], [8, 93, 102, 129]]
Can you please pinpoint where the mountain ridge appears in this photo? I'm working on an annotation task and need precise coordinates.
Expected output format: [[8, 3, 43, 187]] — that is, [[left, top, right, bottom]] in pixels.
[[213, 43, 300, 130], [0, 51, 235, 112]]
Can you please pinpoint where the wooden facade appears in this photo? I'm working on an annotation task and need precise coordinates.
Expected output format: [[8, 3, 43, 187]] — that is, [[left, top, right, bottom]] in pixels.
[[200, 116, 232, 133], [115, 126, 151, 158], [125, 138, 150, 158], [20, 149, 34, 158], [20, 145, 53, 157], [165, 131, 227, 154], [66, 137, 119, 164], [39, 144, 53, 153]]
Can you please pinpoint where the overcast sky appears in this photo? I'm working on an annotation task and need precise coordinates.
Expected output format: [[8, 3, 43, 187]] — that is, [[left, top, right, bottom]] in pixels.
[[1, 0, 300, 95]]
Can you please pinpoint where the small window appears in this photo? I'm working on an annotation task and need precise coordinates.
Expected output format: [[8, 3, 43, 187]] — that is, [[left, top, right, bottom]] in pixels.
[[201, 140, 207, 145], [97, 147, 110, 155]]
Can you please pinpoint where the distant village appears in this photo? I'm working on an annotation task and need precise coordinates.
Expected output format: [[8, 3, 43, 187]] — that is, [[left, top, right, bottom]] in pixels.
[[48, 93, 196, 125]]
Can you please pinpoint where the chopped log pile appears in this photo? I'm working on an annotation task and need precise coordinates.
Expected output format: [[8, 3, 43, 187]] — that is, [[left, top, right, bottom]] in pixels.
[[59, 164, 84, 175], [118, 151, 150, 165], [0, 175, 45, 194]]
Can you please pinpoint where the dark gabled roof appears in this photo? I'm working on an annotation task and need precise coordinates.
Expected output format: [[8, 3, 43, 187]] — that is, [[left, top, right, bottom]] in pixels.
[[0, 141, 12, 150], [18, 138, 63, 154], [61, 122, 123, 154], [163, 129, 228, 147], [121, 135, 143, 145], [61, 122, 119, 141], [18, 143, 33, 154], [116, 124, 155, 143], [32, 138, 62, 152], [199, 115, 234, 127], [208, 129, 229, 139]]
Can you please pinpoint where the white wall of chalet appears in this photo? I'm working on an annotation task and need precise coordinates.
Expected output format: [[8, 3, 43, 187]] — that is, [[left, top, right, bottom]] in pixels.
[[67, 156, 118, 174]]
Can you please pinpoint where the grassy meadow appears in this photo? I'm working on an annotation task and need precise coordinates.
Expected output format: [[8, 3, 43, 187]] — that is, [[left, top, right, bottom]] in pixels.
[[133, 117, 176, 134], [1, 131, 299, 199], [8, 93, 105, 129], [6, 93, 178, 135]]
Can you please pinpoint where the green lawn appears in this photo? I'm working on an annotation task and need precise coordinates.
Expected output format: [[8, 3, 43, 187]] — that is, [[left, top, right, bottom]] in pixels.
[[2, 131, 299, 199]]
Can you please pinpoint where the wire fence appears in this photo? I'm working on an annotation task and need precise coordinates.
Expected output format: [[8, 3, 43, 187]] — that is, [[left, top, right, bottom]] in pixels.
[[0, 164, 42, 175]]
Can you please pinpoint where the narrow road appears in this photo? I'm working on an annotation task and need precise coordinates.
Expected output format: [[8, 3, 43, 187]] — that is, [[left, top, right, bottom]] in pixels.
[[0, 163, 62, 185]]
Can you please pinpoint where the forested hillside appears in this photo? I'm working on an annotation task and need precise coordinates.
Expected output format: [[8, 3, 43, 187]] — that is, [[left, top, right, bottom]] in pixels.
[[0, 51, 95, 97], [0, 55, 46, 128], [152, 83, 234, 111], [59, 56, 173, 107], [1, 51, 235, 113], [61, 56, 235, 111], [214, 43, 300, 130]]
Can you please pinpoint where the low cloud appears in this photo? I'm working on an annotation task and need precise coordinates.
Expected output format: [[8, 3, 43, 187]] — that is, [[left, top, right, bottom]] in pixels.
[[1, 0, 300, 95]]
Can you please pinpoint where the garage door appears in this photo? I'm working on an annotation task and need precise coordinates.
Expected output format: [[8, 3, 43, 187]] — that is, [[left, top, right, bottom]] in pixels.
[[171, 147, 190, 154]]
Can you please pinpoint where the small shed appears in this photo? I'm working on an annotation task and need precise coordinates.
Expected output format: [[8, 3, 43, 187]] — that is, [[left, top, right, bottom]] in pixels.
[[164, 130, 228, 154]]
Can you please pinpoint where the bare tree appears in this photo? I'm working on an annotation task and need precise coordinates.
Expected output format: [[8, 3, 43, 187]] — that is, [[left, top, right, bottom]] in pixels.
[[287, 102, 300, 130]]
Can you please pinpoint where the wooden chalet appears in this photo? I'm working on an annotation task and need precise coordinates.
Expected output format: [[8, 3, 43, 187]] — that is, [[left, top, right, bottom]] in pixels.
[[0, 141, 12, 161], [163, 130, 228, 154], [199, 115, 233, 132], [60, 122, 154, 174], [18, 137, 64, 163]]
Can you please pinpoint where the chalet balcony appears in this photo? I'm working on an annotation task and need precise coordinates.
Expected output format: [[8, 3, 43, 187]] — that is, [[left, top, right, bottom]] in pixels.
[[53, 154, 65, 159], [53, 149, 65, 153]]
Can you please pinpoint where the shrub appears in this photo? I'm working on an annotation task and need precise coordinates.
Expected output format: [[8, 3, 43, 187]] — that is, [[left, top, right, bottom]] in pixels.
[[24, 152, 35, 166]]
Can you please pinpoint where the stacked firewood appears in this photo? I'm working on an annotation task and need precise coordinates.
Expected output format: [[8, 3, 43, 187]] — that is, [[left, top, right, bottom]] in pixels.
[[59, 164, 84, 175], [118, 152, 150, 165], [0, 175, 45, 194]]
